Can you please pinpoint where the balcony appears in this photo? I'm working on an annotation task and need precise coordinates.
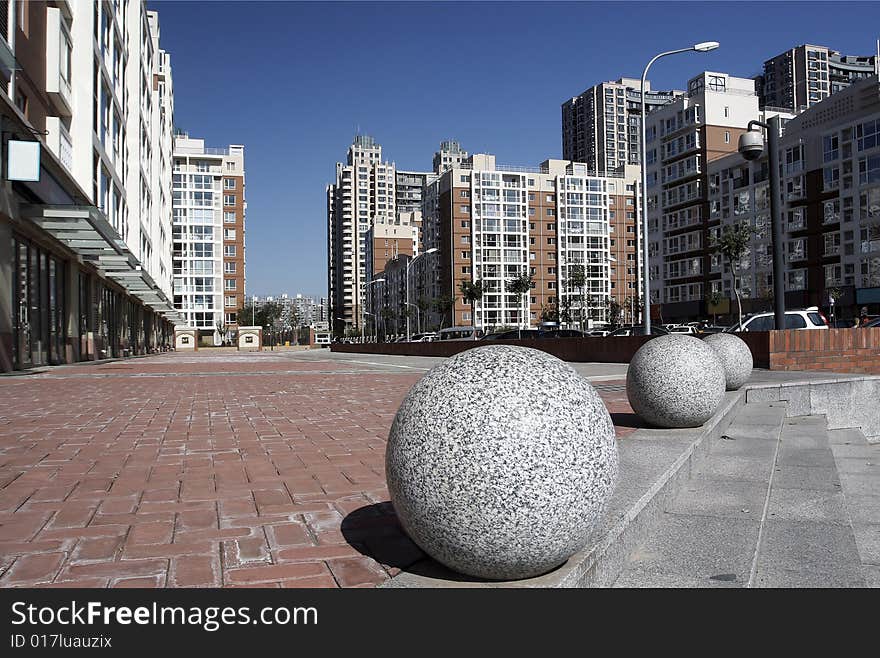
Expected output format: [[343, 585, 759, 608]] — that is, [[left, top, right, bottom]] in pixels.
[[45, 8, 72, 117]]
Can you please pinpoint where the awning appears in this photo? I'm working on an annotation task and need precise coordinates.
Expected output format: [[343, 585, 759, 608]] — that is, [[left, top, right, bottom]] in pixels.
[[21, 204, 183, 326]]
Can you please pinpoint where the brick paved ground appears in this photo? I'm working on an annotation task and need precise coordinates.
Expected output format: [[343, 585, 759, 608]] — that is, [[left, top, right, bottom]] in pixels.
[[0, 350, 634, 588]]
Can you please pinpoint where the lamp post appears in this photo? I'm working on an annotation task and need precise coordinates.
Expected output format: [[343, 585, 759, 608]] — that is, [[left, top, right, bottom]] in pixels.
[[739, 116, 785, 330], [640, 41, 720, 334], [406, 247, 438, 341]]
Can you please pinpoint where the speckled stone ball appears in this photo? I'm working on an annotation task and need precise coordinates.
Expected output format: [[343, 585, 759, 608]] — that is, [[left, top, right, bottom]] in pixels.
[[385, 345, 618, 581], [626, 335, 726, 428], [702, 333, 753, 391]]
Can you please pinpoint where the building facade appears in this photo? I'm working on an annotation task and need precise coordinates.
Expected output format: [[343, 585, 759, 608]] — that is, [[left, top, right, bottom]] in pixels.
[[644, 72, 780, 321], [171, 135, 246, 335], [0, 1, 180, 372], [562, 78, 682, 175], [369, 154, 640, 334], [760, 44, 878, 113]]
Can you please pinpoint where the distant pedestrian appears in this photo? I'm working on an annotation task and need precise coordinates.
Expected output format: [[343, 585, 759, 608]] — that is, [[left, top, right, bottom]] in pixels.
[[859, 307, 870, 327]]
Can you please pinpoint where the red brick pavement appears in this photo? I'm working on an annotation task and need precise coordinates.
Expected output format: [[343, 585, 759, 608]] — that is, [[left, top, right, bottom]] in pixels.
[[0, 352, 634, 588]]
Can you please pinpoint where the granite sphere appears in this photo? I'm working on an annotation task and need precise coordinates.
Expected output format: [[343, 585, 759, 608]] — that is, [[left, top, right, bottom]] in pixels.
[[703, 333, 753, 391], [385, 345, 618, 581], [626, 335, 726, 428]]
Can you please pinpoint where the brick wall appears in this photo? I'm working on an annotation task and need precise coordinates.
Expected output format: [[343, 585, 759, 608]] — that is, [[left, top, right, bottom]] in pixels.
[[767, 328, 880, 374]]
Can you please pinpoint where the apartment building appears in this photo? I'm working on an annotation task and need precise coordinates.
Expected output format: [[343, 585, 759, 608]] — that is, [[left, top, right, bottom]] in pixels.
[[643, 71, 777, 321], [375, 154, 633, 333], [562, 78, 682, 175], [0, 1, 180, 372], [172, 135, 246, 336], [433, 140, 469, 174], [759, 43, 879, 112]]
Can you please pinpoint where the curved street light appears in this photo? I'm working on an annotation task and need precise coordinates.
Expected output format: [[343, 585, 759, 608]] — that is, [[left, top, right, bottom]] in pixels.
[[406, 247, 438, 341], [640, 41, 719, 334]]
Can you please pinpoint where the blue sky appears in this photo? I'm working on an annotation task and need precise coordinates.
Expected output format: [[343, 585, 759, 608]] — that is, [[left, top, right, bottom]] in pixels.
[[150, 0, 880, 297]]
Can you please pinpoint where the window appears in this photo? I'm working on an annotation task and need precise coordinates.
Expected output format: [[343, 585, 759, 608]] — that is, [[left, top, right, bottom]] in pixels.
[[224, 211, 236, 223], [546, 223, 554, 230], [225, 296, 237, 308], [723, 106, 729, 118], [224, 262, 236, 273], [224, 195, 236, 206], [857, 119, 879, 151], [461, 251, 470, 259], [460, 190, 470, 198], [546, 209, 555, 217], [460, 205, 470, 213], [224, 178, 235, 189], [224, 229, 236, 240], [859, 155, 880, 184], [823, 134, 839, 162], [224, 245, 237, 257], [225, 279, 237, 291], [724, 131, 730, 144]]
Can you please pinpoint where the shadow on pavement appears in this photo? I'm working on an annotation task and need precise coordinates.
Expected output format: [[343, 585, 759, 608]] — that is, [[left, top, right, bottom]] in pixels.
[[610, 412, 652, 429], [340, 503, 488, 583]]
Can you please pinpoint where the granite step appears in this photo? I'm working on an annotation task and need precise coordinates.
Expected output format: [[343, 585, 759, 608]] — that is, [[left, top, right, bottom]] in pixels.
[[613, 402, 868, 588]]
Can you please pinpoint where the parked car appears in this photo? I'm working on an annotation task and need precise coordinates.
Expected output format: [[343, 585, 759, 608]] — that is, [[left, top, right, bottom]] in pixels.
[[697, 325, 727, 334], [608, 325, 671, 337], [585, 329, 610, 337], [864, 316, 880, 328], [480, 329, 544, 340], [669, 325, 698, 335], [410, 332, 438, 342], [542, 329, 585, 338], [438, 326, 484, 341], [725, 307, 829, 332]]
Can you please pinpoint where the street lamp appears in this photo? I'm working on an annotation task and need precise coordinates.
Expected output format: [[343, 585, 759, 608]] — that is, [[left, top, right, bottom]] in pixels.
[[640, 41, 720, 334], [739, 116, 785, 330], [406, 247, 438, 341]]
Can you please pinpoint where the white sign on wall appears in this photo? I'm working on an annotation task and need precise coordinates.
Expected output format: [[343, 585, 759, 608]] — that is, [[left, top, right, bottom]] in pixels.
[[7, 140, 41, 182]]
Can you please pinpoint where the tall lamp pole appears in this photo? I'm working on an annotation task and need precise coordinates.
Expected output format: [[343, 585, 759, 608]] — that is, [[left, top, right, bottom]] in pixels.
[[640, 41, 720, 334], [739, 116, 785, 329], [406, 247, 438, 341]]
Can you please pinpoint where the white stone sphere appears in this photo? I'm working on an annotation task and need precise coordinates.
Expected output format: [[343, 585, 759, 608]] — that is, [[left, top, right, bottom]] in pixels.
[[626, 335, 726, 428], [385, 345, 618, 581], [702, 333, 753, 390]]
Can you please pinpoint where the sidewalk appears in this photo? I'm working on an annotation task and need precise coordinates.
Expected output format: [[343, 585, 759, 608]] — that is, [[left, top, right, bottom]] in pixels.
[[0, 350, 636, 588]]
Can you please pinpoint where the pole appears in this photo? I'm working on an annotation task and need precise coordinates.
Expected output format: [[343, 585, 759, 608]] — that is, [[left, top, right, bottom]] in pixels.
[[640, 66, 652, 334], [406, 260, 411, 342], [767, 114, 786, 330]]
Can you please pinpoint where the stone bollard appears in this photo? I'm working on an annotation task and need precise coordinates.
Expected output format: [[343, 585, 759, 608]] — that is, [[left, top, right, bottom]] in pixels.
[[702, 333, 754, 391], [626, 335, 726, 428], [385, 345, 618, 581]]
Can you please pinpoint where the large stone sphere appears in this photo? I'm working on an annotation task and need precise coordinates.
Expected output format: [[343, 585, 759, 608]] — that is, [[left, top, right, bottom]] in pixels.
[[385, 345, 618, 581], [626, 335, 726, 428], [702, 333, 753, 391]]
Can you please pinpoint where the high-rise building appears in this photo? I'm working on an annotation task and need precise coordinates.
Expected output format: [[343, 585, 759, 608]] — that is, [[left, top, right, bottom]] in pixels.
[[433, 140, 468, 174], [172, 135, 246, 334], [705, 75, 880, 322], [644, 71, 776, 320], [327, 136, 435, 335], [368, 153, 640, 334], [562, 78, 682, 175], [759, 44, 878, 112], [1, 1, 180, 372]]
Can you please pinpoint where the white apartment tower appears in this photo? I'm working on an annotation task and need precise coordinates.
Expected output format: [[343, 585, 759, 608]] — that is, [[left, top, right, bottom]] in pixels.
[[172, 136, 246, 333]]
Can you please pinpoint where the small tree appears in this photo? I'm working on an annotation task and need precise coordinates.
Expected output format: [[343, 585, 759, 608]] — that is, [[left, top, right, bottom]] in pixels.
[[459, 280, 484, 337], [606, 297, 623, 329], [433, 294, 457, 330], [380, 307, 396, 340], [505, 270, 533, 337], [705, 289, 724, 326], [712, 221, 753, 329], [568, 264, 587, 331], [416, 295, 431, 333], [827, 286, 843, 326]]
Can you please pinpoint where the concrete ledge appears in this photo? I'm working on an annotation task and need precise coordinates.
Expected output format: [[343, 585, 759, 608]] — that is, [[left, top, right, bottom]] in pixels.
[[745, 374, 880, 443], [382, 390, 747, 588]]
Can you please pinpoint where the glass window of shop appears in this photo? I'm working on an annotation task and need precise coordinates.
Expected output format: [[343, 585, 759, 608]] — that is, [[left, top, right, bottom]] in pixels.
[[12, 235, 67, 369]]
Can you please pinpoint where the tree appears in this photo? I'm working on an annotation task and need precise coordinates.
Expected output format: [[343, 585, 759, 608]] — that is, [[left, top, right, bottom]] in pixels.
[[705, 289, 724, 326], [568, 264, 587, 331], [416, 295, 431, 333], [236, 300, 282, 333], [380, 307, 396, 340], [505, 270, 532, 337], [712, 221, 753, 329], [827, 286, 843, 326], [459, 280, 484, 336], [605, 297, 623, 329], [540, 304, 559, 324], [433, 294, 457, 330]]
